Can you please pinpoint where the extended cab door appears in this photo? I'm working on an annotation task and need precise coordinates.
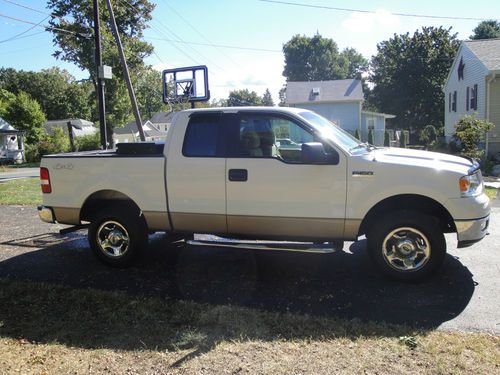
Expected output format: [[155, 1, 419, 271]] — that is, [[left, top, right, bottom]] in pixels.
[[166, 112, 227, 233], [225, 112, 347, 240]]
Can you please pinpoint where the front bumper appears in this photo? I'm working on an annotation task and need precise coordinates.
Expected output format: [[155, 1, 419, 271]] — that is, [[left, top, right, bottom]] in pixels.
[[37, 205, 55, 223], [455, 215, 489, 248]]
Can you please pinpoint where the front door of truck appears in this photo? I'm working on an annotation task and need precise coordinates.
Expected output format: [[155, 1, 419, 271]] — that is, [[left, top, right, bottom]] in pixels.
[[225, 112, 347, 240]]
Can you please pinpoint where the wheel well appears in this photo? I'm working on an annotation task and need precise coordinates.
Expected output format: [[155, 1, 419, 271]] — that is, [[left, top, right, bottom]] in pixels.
[[359, 194, 456, 236], [80, 190, 142, 222]]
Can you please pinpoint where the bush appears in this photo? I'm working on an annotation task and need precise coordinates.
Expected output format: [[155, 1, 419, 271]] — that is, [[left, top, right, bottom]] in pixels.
[[74, 132, 100, 151], [384, 131, 390, 147], [453, 114, 494, 160], [368, 129, 374, 145], [420, 125, 438, 148], [399, 131, 406, 148], [24, 127, 70, 162]]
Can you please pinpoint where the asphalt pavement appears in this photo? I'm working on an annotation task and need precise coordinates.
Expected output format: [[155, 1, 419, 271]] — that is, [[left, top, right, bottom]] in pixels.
[[0, 203, 498, 334], [0, 168, 39, 182]]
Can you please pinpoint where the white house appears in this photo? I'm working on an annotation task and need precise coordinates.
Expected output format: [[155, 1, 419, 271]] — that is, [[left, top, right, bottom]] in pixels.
[[285, 79, 395, 145], [44, 119, 98, 138], [0, 117, 24, 163], [444, 38, 500, 156], [113, 120, 168, 144]]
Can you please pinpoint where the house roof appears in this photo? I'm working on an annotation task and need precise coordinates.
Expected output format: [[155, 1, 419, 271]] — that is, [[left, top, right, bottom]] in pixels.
[[463, 38, 500, 72], [285, 79, 364, 104], [114, 120, 167, 138], [148, 111, 176, 124], [44, 118, 96, 137], [0, 117, 19, 134]]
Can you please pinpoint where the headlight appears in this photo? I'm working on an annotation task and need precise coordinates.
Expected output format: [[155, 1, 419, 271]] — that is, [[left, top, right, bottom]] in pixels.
[[459, 170, 483, 197]]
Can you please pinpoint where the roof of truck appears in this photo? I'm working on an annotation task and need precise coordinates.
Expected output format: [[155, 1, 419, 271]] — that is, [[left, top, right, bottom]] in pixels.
[[182, 106, 308, 114]]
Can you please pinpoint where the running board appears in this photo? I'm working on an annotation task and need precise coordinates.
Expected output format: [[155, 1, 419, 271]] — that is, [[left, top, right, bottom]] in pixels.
[[186, 238, 339, 254]]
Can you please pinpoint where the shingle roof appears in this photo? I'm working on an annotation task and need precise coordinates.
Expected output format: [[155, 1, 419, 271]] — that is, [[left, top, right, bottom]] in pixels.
[[464, 38, 500, 71], [0, 117, 18, 133], [43, 118, 96, 137], [149, 111, 176, 124], [114, 120, 167, 138], [285, 79, 364, 104]]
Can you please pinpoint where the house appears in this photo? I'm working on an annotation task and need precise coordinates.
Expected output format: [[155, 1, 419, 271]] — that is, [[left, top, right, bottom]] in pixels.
[[113, 120, 168, 144], [444, 38, 500, 156], [0, 117, 24, 163], [148, 111, 176, 132], [285, 79, 395, 146], [44, 119, 98, 138]]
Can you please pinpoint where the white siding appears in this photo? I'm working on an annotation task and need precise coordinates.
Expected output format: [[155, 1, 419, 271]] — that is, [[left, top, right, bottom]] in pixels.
[[290, 102, 361, 134], [444, 44, 489, 139], [488, 79, 500, 146]]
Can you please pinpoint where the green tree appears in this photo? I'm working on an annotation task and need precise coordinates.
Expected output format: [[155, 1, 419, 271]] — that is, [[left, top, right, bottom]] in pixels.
[[453, 114, 494, 159], [399, 131, 407, 148], [0, 89, 15, 117], [227, 89, 262, 107], [0, 67, 93, 120], [135, 68, 165, 119], [470, 20, 500, 40], [262, 88, 274, 106], [282, 34, 367, 81], [47, 0, 155, 129], [278, 85, 287, 106], [420, 124, 438, 148], [3, 92, 46, 144], [370, 27, 459, 131]]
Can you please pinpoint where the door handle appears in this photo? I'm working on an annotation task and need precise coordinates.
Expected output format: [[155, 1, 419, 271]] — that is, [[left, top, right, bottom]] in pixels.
[[228, 169, 248, 182]]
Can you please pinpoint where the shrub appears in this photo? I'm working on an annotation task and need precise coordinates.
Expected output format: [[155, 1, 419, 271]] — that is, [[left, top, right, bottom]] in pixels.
[[384, 131, 390, 147], [420, 125, 438, 148], [453, 114, 494, 160], [368, 129, 374, 145], [24, 127, 70, 162], [399, 131, 406, 148], [74, 132, 100, 151]]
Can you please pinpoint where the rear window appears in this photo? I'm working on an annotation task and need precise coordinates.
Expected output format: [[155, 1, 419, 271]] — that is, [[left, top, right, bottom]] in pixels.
[[183, 113, 224, 157]]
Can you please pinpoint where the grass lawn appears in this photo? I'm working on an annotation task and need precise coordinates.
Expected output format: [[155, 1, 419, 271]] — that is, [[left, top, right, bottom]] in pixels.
[[0, 278, 498, 374], [0, 162, 39, 172], [0, 178, 41, 205], [485, 186, 498, 200]]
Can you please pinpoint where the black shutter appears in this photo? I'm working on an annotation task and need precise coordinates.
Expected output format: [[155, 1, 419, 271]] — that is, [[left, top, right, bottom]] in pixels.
[[473, 84, 478, 110], [466, 87, 469, 111], [449, 93, 452, 112], [453, 91, 457, 112]]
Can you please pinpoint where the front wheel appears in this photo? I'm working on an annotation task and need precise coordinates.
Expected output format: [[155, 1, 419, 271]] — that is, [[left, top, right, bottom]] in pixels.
[[88, 207, 148, 267], [367, 211, 446, 282]]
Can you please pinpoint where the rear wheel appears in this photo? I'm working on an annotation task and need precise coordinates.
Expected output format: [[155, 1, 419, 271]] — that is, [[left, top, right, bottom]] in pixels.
[[367, 211, 446, 282], [88, 207, 148, 267]]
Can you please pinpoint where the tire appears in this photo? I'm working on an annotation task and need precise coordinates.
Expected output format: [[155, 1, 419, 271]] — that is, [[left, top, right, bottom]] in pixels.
[[88, 206, 148, 267], [366, 211, 446, 282]]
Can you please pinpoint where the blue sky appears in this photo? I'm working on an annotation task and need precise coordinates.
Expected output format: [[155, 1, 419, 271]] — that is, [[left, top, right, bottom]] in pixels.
[[1, 0, 500, 102]]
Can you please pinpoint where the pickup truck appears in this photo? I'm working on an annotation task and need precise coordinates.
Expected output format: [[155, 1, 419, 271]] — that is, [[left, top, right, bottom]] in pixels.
[[38, 107, 490, 281]]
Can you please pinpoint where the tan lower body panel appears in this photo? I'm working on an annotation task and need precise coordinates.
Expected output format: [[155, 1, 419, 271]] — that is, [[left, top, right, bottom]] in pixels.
[[170, 212, 227, 233], [143, 211, 171, 231], [53, 207, 80, 225], [228, 215, 345, 240], [344, 219, 362, 240]]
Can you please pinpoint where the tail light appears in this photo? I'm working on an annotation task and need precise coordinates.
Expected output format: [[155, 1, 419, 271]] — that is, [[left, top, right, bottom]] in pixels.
[[40, 167, 52, 193]]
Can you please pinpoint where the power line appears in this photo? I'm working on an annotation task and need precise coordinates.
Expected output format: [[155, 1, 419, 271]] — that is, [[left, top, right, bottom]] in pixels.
[[0, 15, 48, 43], [259, 0, 497, 21], [0, 13, 91, 38], [1, 0, 67, 23], [144, 35, 282, 53]]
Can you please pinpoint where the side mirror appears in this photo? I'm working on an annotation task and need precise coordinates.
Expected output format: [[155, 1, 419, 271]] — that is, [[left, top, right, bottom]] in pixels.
[[301, 142, 339, 165]]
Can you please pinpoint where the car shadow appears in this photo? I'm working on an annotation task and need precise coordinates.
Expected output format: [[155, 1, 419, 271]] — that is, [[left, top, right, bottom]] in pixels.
[[0, 231, 476, 353]]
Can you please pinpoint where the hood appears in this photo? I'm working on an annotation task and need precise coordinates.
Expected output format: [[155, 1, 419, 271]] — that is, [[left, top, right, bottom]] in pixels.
[[373, 148, 476, 175]]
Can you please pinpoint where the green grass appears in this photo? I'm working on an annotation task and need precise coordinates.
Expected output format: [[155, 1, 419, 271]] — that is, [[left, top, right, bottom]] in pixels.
[[485, 186, 498, 200], [0, 278, 498, 374], [0, 178, 41, 205]]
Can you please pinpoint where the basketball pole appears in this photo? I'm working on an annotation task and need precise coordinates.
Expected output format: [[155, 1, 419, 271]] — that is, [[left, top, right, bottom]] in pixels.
[[93, 0, 108, 149], [105, 0, 146, 142]]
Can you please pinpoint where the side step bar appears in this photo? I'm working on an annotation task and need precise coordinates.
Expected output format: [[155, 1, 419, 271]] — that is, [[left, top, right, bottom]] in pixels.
[[187, 237, 343, 254]]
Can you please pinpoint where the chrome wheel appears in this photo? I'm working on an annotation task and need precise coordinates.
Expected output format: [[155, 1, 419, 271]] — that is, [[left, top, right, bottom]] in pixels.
[[96, 221, 130, 258], [381, 227, 431, 272]]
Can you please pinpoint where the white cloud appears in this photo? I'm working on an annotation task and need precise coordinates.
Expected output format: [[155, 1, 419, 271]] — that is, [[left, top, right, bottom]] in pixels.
[[342, 9, 401, 34]]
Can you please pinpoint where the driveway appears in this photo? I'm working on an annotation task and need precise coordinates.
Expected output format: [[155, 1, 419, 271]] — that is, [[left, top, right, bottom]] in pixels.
[[0, 168, 39, 182], [0, 204, 498, 334]]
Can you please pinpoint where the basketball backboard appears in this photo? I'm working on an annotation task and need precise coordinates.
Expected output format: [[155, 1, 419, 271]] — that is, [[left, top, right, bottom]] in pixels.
[[162, 65, 210, 104]]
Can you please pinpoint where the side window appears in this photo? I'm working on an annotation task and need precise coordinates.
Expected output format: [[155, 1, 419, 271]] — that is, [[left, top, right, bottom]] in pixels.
[[236, 114, 314, 163], [183, 114, 223, 157]]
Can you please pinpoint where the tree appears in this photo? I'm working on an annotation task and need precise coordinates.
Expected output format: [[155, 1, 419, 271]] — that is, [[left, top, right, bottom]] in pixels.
[[47, 0, 155, 129], [370, 27, 459, 131], [0, 89, 15, 117], [3, 92, 46, 143], [0, 67, 93, 120], [261, 88, 274, 106], [282, 34, 367, 81], [470, 20, 500, 40], [420, 124, 438, 148], [368, 128, 374, 145], [453, 114, 494, 159], [278, 85, 287, 106], [135, 68, 165, 119], [399, 131, 407, 148], [384, 131, 390, 147], [227, 89, 262, 107]]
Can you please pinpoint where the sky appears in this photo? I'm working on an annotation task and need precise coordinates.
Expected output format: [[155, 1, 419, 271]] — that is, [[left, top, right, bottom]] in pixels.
[[1, 0, 500, 103]]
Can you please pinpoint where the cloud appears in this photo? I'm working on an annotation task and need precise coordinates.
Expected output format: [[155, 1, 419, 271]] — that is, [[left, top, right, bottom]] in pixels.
[[341, 9, 401, 34]]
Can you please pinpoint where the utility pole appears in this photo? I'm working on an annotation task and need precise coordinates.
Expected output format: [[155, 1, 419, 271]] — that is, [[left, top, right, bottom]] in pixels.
[[93, 0, 108, 149], [105, 0, 145, 141]]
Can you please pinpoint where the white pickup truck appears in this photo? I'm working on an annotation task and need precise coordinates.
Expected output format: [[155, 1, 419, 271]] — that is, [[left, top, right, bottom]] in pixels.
[[38, 107, 490, 281]]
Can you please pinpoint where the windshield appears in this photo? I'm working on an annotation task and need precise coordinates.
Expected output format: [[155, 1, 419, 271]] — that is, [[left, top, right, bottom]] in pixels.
[[297, 111, 364, 152]]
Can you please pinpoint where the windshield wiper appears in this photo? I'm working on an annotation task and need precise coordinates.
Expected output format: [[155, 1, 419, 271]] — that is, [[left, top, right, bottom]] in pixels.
[[349, 143, 375, 152]]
